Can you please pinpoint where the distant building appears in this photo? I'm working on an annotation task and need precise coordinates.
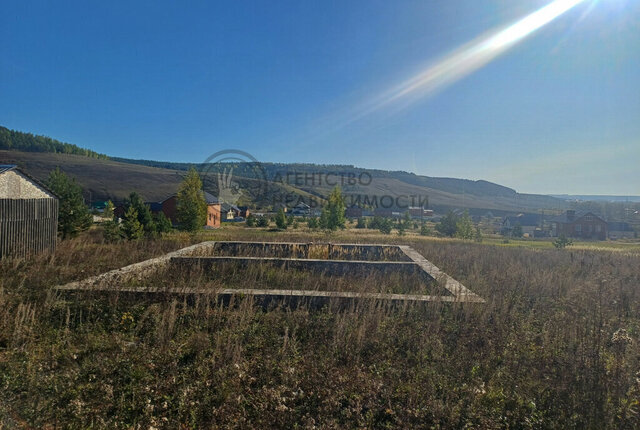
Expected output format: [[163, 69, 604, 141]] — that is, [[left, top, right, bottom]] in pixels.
[[90, 200, 109, 212], [607, 221, 635, 240], [291, 202, 311, 216], [502, 213, 542, 236], [407, 207, 433, 219], [149, 191, 221, 228], [237, 206, 251, 218], [220, 202, 240, 221], [345, 205, 363, 218], [0, 165, 58, 258], [550, 210, 607, 240], [373, 208, 394, 218]]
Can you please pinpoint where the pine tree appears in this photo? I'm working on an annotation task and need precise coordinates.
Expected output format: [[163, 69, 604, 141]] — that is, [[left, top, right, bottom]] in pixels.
[[455, 210, 474, 240], [104, 200, 115, 220], [124, 192, 156, 235], [275, 209, 287, 230], [46, 168, 92, 239], [436, 211, 458, 237], [319, 186, 346, 231], [153, 212, 173, 233], [176, 168, 207, 232], [122, 206, 144, 240]]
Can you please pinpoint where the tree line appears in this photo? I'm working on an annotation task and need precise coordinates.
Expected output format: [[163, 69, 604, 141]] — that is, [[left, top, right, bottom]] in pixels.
[[0, 126, 108, 159]]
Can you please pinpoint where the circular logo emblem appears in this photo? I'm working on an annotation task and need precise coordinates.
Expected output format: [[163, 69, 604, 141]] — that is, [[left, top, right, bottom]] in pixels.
[[199, 149, 268, 207]]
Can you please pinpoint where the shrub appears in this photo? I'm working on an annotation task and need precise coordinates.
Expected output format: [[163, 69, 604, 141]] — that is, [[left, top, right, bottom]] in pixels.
[[355, 217, 367, 229], [378, 218, 393, 234], [256, 216, 269, 228], [420, 224, 431, 236], [553, 234, 573, 249], [246, 215, 256, 227], [102, 220, 123, 243], [154, 212, 173, 233]]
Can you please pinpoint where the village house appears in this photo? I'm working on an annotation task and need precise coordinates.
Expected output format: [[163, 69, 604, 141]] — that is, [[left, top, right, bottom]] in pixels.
[[291, 202, 311, 216], [345, 205, 363, 218], [237, 206, 251, 218], [607, 221, 635, 240], [550, 210, 607, 240], [0, 165, 58, 258], [149, 191, 221, 228], [407, 207, 434, 219], [220, 202, 241, 221], [502, 213, 542, 237]]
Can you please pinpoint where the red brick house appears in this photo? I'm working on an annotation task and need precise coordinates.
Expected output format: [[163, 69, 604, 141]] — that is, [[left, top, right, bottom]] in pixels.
[[550, 210, 607, 240], [152, 192, 221, 228]]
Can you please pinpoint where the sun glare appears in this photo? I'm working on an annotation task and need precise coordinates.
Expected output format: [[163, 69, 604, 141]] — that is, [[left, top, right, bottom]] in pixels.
[[353, 0, 589, 122]]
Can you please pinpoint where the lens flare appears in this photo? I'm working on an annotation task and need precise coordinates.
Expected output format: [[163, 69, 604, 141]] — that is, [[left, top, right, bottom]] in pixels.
[[354, 0, 587, 121]]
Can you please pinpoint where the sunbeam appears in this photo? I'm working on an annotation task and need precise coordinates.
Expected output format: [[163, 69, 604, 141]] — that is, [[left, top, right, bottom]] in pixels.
[[349, 0, 589, 123]]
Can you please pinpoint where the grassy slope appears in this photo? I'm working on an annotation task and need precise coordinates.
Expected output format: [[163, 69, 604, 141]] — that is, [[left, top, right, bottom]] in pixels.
[[1, 226, 640, 428], [1, 150, 567, 212]]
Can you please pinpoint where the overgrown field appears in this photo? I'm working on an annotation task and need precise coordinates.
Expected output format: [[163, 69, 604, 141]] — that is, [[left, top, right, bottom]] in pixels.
[[1, 227, 640, 428]]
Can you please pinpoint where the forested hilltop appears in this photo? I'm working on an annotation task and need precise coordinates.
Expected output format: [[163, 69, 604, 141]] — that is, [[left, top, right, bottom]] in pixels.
[[0, 125, 108, 159]]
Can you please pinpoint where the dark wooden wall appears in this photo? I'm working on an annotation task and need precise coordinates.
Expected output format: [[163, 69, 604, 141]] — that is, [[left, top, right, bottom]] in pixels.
[[0, 198, 58, 258]]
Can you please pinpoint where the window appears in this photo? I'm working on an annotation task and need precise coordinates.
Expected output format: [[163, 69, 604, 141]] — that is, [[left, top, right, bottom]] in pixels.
[[596, 225, 601, 232], [575, 224, 582, 232]]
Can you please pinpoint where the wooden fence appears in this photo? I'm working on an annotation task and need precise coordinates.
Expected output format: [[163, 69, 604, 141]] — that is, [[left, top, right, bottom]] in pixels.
[[0, 198, 58, 258]]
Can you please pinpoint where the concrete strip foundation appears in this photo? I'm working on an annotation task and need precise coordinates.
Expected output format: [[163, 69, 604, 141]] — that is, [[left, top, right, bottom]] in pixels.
[[54, 241, 485, 304]]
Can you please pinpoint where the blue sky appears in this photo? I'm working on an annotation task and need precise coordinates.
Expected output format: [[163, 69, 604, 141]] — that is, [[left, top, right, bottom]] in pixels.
[[1, 0, 638, 194]]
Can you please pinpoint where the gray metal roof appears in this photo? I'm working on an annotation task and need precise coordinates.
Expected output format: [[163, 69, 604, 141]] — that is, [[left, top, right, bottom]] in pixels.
[[0, 164, 18, 174]]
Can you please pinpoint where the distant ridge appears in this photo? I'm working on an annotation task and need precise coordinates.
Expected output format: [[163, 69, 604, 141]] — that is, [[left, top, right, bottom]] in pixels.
[[550, 195, 640, 203], [0, 126, 569, 212]]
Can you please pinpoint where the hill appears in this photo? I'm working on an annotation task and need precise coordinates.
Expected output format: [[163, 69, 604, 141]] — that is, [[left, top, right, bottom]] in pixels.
[[1, 149, 568, 213], [0, 125, 569, 212]]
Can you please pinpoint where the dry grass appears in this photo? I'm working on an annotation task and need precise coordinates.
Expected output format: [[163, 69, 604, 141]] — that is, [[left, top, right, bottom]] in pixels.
[[1, 227, 640, 428]]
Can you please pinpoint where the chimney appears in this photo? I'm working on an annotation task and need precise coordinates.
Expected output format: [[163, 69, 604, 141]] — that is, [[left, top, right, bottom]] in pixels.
[[566, 210, 575, 221]]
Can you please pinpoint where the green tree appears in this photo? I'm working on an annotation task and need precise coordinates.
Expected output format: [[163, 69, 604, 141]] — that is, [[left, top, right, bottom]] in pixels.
[[355, 217, 367, 229], [176, 168, 207, 232], [403, 211, 412, 228], [124, 192, 156, 235], [104, 200, 115, 220], [246, 214, 256, 227], [436, 211, 458, 237], [46, 168, 92, 239], [420, 223, 431, 236], [122, 206, 144, 240], [275, 209, 288, 230], [319, 186, 346, 231], [257, 216, 269, 227], [153, 212, 172, 233], [103, 219, 123, 243], [307, 217, 318, 229], [378, 218, 393, 234], [474, 226, 483, 242], [455, 211, 474, 239], [511, 223, 523, 238]]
